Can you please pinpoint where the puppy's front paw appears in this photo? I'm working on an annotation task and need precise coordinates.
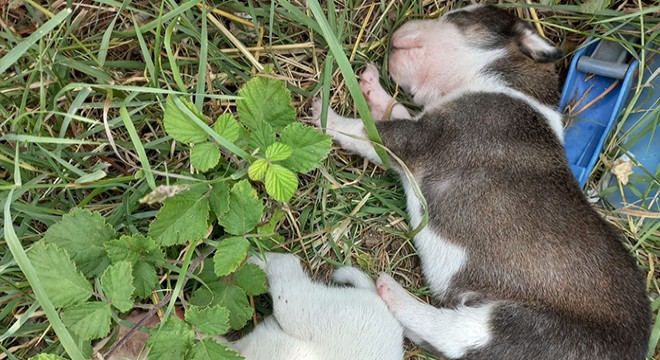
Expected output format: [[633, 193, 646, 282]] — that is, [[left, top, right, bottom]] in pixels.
[[359, 64, 395, 120], [376, 273, 407, 312]]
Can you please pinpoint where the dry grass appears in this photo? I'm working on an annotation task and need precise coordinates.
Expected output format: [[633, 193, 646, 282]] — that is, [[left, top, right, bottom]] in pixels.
[[1, 0, 658, 359]]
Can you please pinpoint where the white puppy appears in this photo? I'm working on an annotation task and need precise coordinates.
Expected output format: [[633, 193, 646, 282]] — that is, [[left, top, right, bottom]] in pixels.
[[229, 252, 404, 360]]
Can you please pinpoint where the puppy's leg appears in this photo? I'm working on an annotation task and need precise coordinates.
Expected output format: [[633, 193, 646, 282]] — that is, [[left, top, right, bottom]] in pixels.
[[376, 273, 493, 359], [249, 253, 323, 339], [332, 266, 377, 292], [312, 101, 427, 167], [359, 63, 412, 120]]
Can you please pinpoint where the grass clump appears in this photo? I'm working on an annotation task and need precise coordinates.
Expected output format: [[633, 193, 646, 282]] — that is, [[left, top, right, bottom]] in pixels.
[[0, 1, 658, 359]]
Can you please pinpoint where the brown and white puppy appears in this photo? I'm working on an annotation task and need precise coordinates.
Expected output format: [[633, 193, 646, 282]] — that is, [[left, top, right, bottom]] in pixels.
[[313, 5, 651, 360]]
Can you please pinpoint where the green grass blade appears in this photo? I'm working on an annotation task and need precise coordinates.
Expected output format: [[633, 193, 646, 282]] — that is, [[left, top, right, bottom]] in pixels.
[[0, 8, 71, 74], [4, 190, 85, 360], [0, 134, 98, 145], [119, 106, 157, 190], [164, 18, 188, 93], [305, 0, 391, 168], [195, 6, 209, 110]]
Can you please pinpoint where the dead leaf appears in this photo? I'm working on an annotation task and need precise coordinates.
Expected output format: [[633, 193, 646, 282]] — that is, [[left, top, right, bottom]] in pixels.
[[612, 157, 633, 185]]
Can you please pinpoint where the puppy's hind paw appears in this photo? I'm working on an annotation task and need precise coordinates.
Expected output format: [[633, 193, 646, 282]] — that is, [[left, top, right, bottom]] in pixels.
[[332, 267, 377, 292], [376, 273, 408, 312]]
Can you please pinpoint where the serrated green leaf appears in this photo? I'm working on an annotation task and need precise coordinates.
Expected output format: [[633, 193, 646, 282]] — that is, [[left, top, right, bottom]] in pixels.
[[61, 302, 112, 340], [29, 355, 68, 360], [213, 237, 250, 277], [189, 339, 243, 360], [191, 142, 221, 172], [213, 113, 241, 143], [237, 77, 296, 133], [185, 305, 230, 335], [164, 95, 208, 144], [146, 317, 195, 360], [233, 263, 267, 296], [101, 261, 134, 312], [133, 262, 159, 299], [265, 142, 292, 161], [28, 242, 92, 308], [580, 0, 611, 13], [265, 164, 298, 202], [149, 190, 210, 246], [42, 208, 115, 277], [209, 182, 231, 218], [105, 234, 165, 266], [247, 119, 275, 153], [217, 180, 264, 235], [247, 159, 269, 181], [189, 283, 253, 330], [279, 123, 332, 173]]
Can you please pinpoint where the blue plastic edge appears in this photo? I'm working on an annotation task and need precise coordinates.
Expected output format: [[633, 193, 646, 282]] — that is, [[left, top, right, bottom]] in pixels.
[[559, 40, 640, 188]]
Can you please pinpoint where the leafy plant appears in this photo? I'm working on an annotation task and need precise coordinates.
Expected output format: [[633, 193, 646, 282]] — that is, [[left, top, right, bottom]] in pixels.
[[19, 75, 331, 360]]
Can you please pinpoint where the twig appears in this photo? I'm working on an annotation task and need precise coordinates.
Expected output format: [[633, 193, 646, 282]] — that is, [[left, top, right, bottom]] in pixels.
[[102, 247, 215, 359]]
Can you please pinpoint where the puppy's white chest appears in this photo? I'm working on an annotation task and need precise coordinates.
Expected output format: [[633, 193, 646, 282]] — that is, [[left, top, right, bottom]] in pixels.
[[401, 177, 467, 298]]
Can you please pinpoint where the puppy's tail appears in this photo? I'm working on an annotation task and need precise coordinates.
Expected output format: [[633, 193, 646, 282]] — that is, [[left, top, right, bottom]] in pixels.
[[332, 267, 377, 292]]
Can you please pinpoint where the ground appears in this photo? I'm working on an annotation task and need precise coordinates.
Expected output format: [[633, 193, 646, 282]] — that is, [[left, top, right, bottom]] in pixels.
[[0, 1, 658, 359]]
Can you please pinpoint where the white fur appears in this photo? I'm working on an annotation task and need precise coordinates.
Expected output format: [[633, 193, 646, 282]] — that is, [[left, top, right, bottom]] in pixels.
[[230, 253, 404, 360], [400, 177, 467, 298], [312, 99, 381, 164], [332, 266, 378, 292], [389, 19, 508, 107], [377, 273, 495, 359]]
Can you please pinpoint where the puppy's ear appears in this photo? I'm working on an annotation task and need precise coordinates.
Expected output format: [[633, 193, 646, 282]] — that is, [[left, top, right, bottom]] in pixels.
[[391, 21, 425, 49], [513, 22, 563, 63]]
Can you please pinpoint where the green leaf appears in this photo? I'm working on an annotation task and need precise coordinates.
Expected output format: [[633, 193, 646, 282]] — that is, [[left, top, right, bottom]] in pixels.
[[164, 95, 208, 144], [191, 142, 221, 172], [279, 123, 332, 173], [189, 283, 253, 330], [247, 119, 275, 153], [580, 0, 611, 13], [100, 261, 134, 312], [29, 355, 68, 360], [42, 208, 115, 277], [133, 262, 159, 299], [237, 77, 296, 133], [247, 159, 269, 181], [61, 302, 112, 340], [149, 190, 210, 246], [213, 237, 250, 277], [213, 113, 241, 143], [185, 305, 230, 335], [105, 234, 165, 266], [217, 180, 264, 235], [146, 317, 195, 360], [27, 242, 92, 308], [265, 164, 298, 202], [209, 182, 231, 218], [233, 263, 267, 296], [265, 142, 292, 161], [188, 339, 243, 360]]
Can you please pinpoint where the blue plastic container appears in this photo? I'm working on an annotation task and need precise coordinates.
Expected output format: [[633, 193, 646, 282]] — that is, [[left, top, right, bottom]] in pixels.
[[560, 39, 639, 188], [604, 53, 659, 210]]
